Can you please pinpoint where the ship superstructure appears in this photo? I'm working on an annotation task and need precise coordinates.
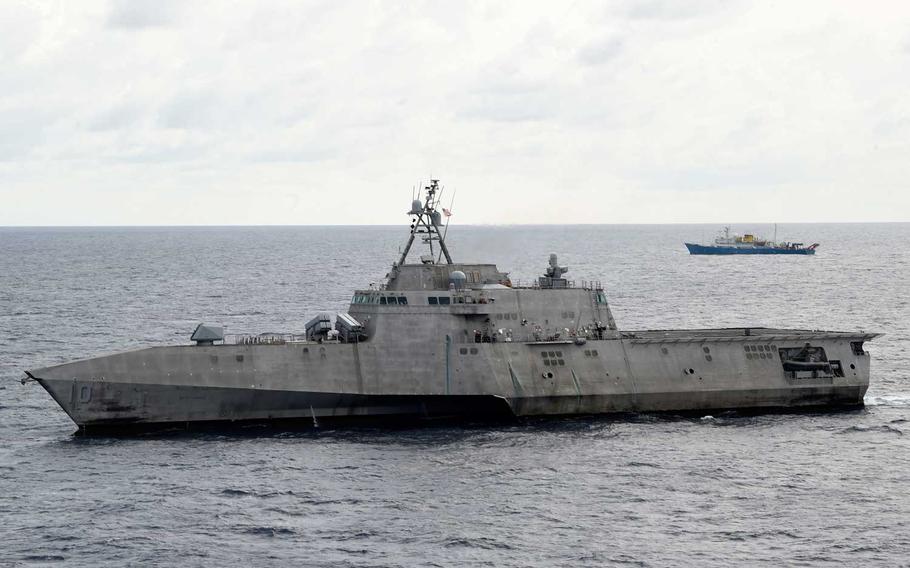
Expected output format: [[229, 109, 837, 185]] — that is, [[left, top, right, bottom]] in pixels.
[[26, 182, 877, 432]]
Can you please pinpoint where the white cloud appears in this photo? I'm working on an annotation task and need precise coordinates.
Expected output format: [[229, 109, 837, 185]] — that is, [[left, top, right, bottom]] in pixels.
[[1, 0, 909, 225]]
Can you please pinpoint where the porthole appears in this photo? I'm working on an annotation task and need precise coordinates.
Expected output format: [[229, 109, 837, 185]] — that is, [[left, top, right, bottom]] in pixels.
[[469, 348, 478, 355], [703, 346, 710, 353], [850, 363, 856, 370], [236, 355, 244, 362], [459, 348, 468, 355], [705, 355, 713, 362]]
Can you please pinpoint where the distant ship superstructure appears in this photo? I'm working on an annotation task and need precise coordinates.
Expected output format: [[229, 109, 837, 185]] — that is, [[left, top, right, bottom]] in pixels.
[[686, 226, 819, 255], [27, 182, 875, 432]]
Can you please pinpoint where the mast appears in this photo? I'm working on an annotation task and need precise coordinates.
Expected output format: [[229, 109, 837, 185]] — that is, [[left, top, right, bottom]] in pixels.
[[397, 179, 454, 266]]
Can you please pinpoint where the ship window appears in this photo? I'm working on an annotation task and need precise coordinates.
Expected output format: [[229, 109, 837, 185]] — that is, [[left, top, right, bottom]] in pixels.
[[470, 347, 478, 355], [555, 351, 563, 357], [543, 359, 551, 366], [236, 355, 244, 362], [380, 297, 387, 305], [387, 297, 398, 305], [584, 350, 591, 356], [743, 345, 749, 352], [558, 359, 565, 366], [438, 297, 450, 305], [459, 348, 467, 355], [591, 350, 598, 356], [496, 314, 503, 320], [540, 352, 547, 358], [428, 297, 438, 305], [398, 297, 408, 305]]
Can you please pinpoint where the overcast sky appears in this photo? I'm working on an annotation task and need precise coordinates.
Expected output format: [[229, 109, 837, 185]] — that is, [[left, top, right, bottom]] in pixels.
[[2, 1, 909, 225]]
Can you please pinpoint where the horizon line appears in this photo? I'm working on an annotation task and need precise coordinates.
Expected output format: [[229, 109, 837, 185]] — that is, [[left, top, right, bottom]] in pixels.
[[1, 220, 909, 229]]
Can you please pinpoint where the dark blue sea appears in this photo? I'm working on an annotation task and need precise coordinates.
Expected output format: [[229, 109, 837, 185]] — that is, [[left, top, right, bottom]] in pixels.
[[1, 224, 908, 567]]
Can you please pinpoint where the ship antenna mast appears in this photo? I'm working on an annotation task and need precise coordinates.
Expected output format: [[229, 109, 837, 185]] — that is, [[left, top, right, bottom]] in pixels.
[[397, 179, 454, 266]]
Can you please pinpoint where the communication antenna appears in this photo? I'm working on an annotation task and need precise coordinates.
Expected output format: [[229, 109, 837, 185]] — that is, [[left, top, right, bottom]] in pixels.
[[397, 179, 453, 266]]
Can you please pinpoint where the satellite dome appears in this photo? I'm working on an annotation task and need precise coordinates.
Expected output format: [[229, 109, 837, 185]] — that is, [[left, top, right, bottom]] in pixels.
[[449, 270, 467, 290]]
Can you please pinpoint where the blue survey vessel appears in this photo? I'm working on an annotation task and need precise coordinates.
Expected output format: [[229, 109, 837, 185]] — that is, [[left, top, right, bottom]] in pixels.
[[685, 227, 818, 255]]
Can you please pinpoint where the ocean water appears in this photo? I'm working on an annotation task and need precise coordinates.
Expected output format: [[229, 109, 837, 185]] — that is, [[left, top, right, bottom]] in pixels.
[[1, 223, 908, 567]]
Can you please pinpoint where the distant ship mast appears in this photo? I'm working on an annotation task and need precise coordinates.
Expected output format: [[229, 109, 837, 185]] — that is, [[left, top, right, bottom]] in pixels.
[[397, 179, 453, 265]]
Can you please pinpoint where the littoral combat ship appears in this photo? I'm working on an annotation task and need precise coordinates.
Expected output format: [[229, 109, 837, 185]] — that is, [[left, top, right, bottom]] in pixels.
[[26, 181, 878, 432]]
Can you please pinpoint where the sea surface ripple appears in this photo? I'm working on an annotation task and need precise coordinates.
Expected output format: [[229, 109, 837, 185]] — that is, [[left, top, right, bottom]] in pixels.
[[1, 224, 908, 566]]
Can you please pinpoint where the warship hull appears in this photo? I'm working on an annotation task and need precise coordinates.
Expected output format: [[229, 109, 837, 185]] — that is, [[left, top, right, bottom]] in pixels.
[[30, 328, 876, 432]]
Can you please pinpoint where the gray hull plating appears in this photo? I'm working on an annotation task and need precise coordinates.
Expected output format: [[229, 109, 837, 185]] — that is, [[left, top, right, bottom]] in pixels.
[[31, 329, 875, 430]]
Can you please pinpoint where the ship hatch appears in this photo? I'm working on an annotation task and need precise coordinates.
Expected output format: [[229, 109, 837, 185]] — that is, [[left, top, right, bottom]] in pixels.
[[779, 345, 842, 381]]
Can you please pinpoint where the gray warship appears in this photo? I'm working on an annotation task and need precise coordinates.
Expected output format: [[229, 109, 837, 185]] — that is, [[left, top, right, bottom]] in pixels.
[[26, 180, 880, 432]]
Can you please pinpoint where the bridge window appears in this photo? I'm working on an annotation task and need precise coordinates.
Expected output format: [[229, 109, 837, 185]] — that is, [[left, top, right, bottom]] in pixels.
[[398, 297, 408, 305], [428, 297, 438, 305], [438, 297, 450, 305], [380, 297, 387, 305], [387, 297, 399, 305]]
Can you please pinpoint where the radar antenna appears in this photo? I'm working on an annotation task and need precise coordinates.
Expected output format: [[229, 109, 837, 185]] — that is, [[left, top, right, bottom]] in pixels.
[[397, 179, 453, 265]]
